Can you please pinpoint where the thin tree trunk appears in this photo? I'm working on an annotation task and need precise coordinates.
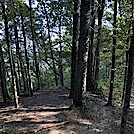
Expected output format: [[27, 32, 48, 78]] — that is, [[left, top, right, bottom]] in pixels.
[[14, 23, 27, 93], [70, 0, 80, 98], [86, 0, 95, 92], [22, 60, 29, 92], [20, 4, 33, 96], [42, 1, 58, 86], [58, 0, 64, 86], [106, 0, 117, 106], [121, 28, 131, 106], [73, 0, 91, 107], [15, 11, 27, 93], [2, 1, 19, 108], [14, 5, 28, 93], [94, 0, 105, 89], [13, 3, 22, 95], [29, 0, 40, 90], [120, 1, 134, 133], [118, 0, 130, 106], [121, 49, 129, 106]]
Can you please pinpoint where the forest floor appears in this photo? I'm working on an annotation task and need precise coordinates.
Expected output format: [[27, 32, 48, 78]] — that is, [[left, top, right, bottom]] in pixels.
[[0, 87, 133, 134]]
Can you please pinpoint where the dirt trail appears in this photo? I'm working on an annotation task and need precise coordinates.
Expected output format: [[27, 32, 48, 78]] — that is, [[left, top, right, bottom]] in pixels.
[[0, 89, 72, 134], [0, 89, 133, 134]]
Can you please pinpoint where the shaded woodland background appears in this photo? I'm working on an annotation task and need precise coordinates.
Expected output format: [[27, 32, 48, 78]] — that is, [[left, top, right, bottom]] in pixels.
[[0, 0, 134, 134]]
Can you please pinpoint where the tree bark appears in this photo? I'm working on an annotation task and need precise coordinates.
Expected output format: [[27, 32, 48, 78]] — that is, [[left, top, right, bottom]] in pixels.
[[29, 0, 40, 90], [86, 0, 95, 92], [121, 49, 129, 106], [73, 0, 91, 107], [13, 3, 22, 95], [58, 0, 64, 86], [2, 1, 19, 108], [0, 44, 10, 102], [106, 0, 117, 106], [94, 0, 105, 89], [20, 4, 33, 96], [70, 0, 80, 98], [120, 1, 134, 133]]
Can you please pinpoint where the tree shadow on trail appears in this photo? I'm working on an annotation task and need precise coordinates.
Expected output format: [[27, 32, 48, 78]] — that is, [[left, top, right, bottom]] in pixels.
[[20, 89, 72, 108], [0, 107, 71, 114], [0, 101, 14, 109], [0, 89, 73, 134]]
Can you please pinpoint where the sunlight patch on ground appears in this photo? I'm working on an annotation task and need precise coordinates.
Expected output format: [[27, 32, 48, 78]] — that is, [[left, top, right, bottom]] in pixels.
[[77, 119, 93, 125], [38, 121, 68, 131], [48, 129, 76, 134], [93, 128, 103, 132], [43, 106, 70, 109]]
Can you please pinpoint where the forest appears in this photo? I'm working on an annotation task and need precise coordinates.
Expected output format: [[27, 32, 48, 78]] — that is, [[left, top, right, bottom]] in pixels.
[[0, 0, 134, 133]]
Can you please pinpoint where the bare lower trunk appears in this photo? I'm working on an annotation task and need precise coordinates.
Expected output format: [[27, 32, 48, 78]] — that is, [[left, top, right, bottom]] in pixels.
[[70, 0, 80, 98], [86, 0, 95, 92], [20, 4, 33, 96], [73, 0, 91, 107], [121, 51, 128, 106], [0, 44, 10, 102], [29, 0, 40, 90], [120, 1, 134, 133], [94, 0, 105, 89], [2, 1, 19, 108], [106, 0, 117, 106]]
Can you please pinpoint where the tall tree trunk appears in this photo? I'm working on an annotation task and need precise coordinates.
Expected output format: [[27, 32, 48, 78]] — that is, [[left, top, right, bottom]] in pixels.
[[20, 4, 33, 96], [13, 3, 22, 95], [15, 22, 27, 93], [29, 0, 40, 90], [86, 0, 95, 92], [69, 0, 80, 98], [2, 1, 19, 108], [58, 0, 64, 86], [106, 0, 117, 106], [121, 51, 128, 106], [42, 1, 58, 86], [73, 0, 91, 107], [120, 1, 134, 133], [0, 44, 10, 102], [14, 6, 28, 93], [94, 0, 105, 89], [118, 0, 131, 106], [22, 60, 29, 92]]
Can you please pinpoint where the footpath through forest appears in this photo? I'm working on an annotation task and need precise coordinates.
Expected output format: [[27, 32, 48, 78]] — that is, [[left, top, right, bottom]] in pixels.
[[0, 88, 133, 134]]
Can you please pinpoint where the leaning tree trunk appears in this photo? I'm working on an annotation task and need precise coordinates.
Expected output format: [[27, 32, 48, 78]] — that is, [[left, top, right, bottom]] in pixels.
[[106, 0, 117, 106], [73, 0, 91, 107], [120, 1, 134, 133], [2, 1, 19, 108], [20, 4, 33, 96], [69, 0, 80, 98]]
